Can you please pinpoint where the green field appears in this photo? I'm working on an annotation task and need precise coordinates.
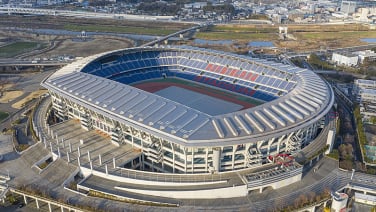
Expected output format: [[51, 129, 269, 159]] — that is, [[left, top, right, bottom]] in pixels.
[[0, 111, 9, 122], [297, 31, 376, 40], [0, 42, 40, 58], [134, 77, 264, 106], [195, 25, 277, 41], [64, 24, 177, 36]]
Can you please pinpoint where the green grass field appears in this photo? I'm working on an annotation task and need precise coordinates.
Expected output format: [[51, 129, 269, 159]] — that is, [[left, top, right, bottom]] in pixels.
[[195, 25, 278, 41], [137, 77, 264, 106], [0, 111, 9, 122], [297, 31, 376, 40], [0, 42, 40, 58], [64, 24, 177, 36]]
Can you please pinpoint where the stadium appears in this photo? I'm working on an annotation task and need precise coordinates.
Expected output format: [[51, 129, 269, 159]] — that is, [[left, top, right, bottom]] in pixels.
[[41, 45, 334, 175]]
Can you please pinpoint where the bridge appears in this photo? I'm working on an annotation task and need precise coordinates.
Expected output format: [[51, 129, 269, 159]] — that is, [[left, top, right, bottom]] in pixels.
[[141, 23, 210, 47]]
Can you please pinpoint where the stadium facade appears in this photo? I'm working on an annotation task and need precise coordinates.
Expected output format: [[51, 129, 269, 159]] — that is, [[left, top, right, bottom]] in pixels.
[[41, 46, 334, 174]]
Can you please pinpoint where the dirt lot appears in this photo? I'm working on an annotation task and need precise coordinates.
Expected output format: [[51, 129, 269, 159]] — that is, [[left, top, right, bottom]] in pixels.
[[0, 90, 24, 103], [37, 36, 134, 58], [12, 90, 47, 109]]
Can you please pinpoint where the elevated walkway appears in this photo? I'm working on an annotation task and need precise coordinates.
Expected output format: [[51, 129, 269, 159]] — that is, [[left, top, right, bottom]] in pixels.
[[20, 143, 50, 166]]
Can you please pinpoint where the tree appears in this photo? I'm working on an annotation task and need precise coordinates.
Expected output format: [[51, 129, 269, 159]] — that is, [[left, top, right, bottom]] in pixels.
[[370, 116, 376, 125], [308, 191, 316, 204]]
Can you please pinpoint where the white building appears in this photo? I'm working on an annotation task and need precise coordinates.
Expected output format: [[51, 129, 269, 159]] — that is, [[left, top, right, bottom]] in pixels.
[[332, 50, 376, 67], [355, 50, 376, 63], [331, 192, 348, 212], [332, 52, 358, 67], [354, 79, 376, 123], [341, 1, 357, 15]]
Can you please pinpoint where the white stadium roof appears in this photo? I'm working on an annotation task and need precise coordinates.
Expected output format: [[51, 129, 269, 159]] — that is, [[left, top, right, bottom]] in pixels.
[[42, 46, 334, 147]]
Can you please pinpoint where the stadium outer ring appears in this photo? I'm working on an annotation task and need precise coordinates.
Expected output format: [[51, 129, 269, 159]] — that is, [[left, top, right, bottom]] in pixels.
[[42, 46, 335, 147]]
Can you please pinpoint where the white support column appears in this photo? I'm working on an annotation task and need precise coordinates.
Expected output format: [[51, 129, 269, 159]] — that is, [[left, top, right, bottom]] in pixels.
[[69, 142, 72, 153], [61, 206, 64, 212], [105, 164, 108, 175], [232, 145, 236, 170], [113, 157, 116, 168], [205, 148, 209, 173], [98, 154, 102, 165], [36, 199, 39, 209], [50, 142, 53, 153], [23, 195, 27, 204], [90, 160, 93, 171], [77, 157, 81, 167], [67, 152, 70, 163], [191, 150, 195, 173], [62, 138, 65, 148], [57, 146, 61, 158], [48, 202, 52, 212]]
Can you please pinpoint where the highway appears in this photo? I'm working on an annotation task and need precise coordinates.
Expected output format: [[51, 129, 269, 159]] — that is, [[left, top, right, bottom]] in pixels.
[[0, 59, 69, 66], [0, 7, 175, 22]]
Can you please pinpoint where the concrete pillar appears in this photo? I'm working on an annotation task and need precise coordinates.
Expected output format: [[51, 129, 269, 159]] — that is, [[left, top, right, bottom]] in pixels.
[[62, 139, 65, 148], [105, 164, 108, 175], [351, 169, 355, 181], [259, 187, 263, 193], [113, 157, 116, 168], [77, 157, 81, 167], [310, 160, 313, 166], [48, 202, 52, 212], [69, 142, 72, 153], [87, 151, 91, 161], [67, 152, 70, 163], [77, 146, 81, 157], [50, 142, 53, 153], [61, 206, 64, 212], [58, 146, 61, 158], [23, 195, 27, 204], [44, 138, 47, 148], [33, 198, 39, 209], [99, 154, 102, 165], [90, 160, 93, 171], [213, 147, 221, 173], [141, 154, 145, 170]]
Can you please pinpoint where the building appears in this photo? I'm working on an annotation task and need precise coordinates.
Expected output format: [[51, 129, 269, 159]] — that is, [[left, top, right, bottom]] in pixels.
[[331, 192, 349, 212], [353, 79, 376, 101], [41, 46, 334, 174], [341, 1, 357, 15], [355, 50, 376, 63], [353, 79, 376, 123], [332, 52, 359, 67]]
